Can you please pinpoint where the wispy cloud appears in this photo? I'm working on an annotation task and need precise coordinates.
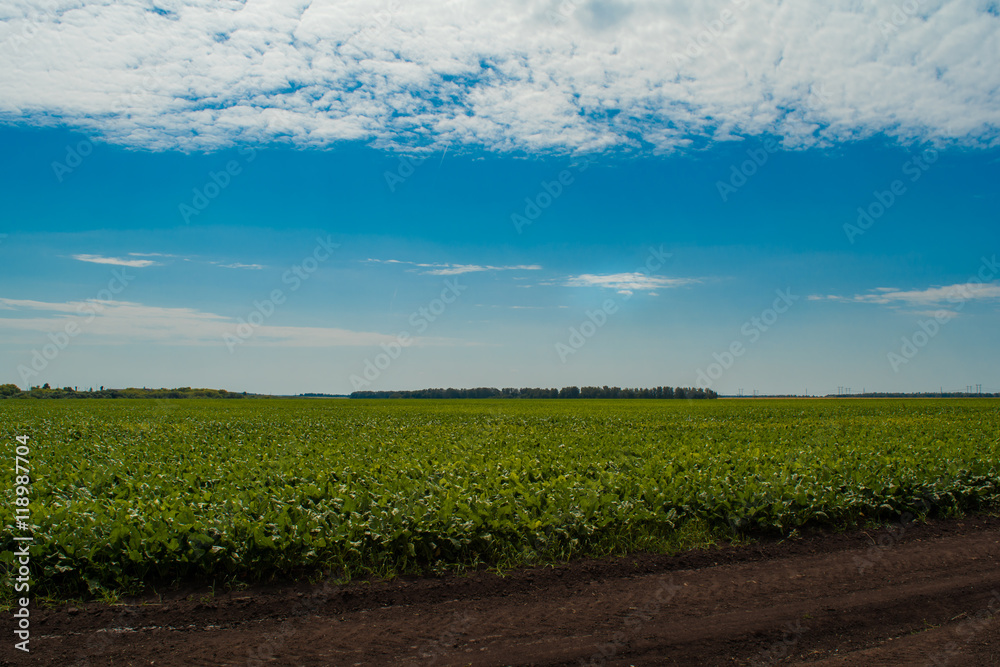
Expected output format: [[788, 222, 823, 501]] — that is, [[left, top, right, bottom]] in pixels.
[[474, 304, 568, 310], [218, 263, 266, 270], [0, 298, 463, 348], [0, 298, 83, 313], [563, 273, 699, 296], [366, 259, 542, 276], [423, 264, 542, 276], [810, 282, 1000, 306], [122, 254, 266, 269], [72, 254, 161, 268]]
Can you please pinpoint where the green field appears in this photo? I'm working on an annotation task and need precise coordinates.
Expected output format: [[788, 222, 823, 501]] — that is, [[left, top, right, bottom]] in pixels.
[[2, 398, 999, 601]]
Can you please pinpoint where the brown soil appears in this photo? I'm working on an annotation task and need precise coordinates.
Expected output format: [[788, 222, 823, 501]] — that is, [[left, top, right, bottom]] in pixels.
[[6, 515, 1000, 666]]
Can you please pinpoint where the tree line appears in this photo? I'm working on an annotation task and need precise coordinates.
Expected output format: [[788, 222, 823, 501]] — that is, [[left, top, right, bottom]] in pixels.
[[350, 386, 718, 399], [0, 384, 250, 399]]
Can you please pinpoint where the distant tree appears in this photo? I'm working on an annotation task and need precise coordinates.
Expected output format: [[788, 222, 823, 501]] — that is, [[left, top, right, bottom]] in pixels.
[[0, 383, 21, 398]]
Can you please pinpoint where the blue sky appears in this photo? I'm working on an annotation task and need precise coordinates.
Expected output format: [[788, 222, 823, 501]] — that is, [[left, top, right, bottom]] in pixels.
[[0, 1, 998, 395]]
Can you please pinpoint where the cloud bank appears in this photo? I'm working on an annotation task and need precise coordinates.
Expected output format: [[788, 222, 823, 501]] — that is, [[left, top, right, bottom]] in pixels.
[[0, 297, 459, 348], [811, 281, 1000, 306], [1, 0, 998, 153]]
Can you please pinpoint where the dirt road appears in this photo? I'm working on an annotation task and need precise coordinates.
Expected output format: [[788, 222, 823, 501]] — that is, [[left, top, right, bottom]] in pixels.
[[7, 515, 1000, 666]]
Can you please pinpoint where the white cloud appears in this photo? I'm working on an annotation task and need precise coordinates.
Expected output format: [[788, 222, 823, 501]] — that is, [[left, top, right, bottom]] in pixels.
[[563, 272, 698, 294], [1, 1, 997, 152], [0, 297, 459, 348], [421, 263, 543, 276], [366, 259, 542, 275], [218, 262, 266, 270], [812, 281, 1000, 306], [72, 254, 161, 267]]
